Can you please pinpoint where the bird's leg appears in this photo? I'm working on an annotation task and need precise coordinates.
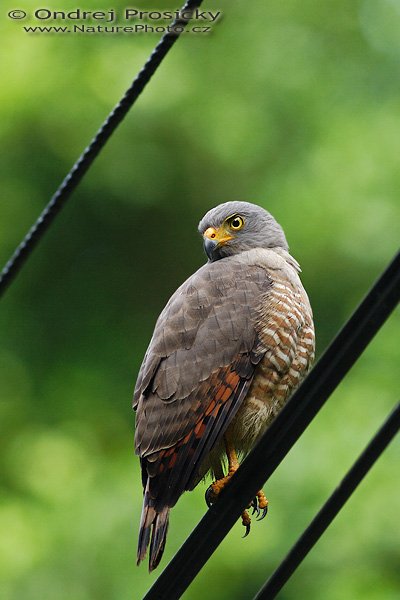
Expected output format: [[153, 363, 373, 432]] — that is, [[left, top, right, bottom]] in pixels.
[[205, 435, 253, 536], [210, 435, 239, 496]]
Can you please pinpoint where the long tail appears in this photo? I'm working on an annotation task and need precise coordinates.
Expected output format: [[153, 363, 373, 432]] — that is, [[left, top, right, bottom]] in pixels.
[[137, 480, 170, 572]]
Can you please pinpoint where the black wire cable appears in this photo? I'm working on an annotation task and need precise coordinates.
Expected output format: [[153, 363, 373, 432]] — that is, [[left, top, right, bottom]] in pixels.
[[253, 401, 400, 600], [0, 0, 204, 299], [143, 249, 400, 600]]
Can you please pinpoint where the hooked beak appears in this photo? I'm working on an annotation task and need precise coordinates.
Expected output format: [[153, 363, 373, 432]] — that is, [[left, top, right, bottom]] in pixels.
[[203, 236, 218, 260], [203, 226, 233, 261]]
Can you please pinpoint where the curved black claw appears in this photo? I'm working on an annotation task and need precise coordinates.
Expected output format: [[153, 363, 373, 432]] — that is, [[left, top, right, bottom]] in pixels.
[[256, 506, 268, 521], [242, 523, 251, 538], [205, 485, 217, 508], [250, 497, 260, 517]]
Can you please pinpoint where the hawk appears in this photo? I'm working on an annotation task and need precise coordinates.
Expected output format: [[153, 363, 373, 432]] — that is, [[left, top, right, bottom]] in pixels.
[[133, 201, 315, 571]]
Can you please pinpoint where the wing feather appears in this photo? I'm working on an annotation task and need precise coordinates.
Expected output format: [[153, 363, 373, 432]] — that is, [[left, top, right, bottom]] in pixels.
[[134, 256, 271, 510]]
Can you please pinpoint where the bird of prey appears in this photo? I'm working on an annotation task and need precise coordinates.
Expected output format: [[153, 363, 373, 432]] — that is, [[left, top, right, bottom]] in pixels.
[[133, 201, 315, 571]]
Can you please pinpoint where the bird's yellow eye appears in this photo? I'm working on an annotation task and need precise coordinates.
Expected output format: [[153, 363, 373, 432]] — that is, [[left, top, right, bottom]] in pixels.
[[228, 215, 244, 230]]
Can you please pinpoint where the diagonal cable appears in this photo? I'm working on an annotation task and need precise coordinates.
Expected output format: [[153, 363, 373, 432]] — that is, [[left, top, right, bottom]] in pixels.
[[253, 401, 400, 600], [0, 0, 204, 298], [143, 249, 400, 600]]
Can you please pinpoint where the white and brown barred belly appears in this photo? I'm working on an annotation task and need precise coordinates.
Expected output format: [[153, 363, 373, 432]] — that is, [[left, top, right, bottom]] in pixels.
[[197, 249, 315, 479], [229, 269, 315, 455]]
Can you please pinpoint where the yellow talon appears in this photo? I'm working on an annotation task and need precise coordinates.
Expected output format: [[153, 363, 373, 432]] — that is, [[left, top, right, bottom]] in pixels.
[[242, 510, 251, 537], [257, 490, 268, 510]]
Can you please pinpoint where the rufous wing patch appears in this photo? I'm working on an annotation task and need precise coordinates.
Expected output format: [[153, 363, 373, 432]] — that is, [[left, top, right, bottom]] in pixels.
[[142, 358, 254, 511]]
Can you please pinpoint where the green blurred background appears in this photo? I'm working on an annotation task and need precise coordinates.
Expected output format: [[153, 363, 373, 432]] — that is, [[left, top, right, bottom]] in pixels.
[[1, 0, 399, 598]]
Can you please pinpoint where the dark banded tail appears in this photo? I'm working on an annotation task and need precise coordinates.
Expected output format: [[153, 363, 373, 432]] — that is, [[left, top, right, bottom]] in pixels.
[[137, 480, 170, 572]]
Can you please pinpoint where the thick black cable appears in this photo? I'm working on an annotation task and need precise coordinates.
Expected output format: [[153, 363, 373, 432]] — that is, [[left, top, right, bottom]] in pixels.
[[0, 0, 204, 298], [253, 401, 400, 600], [143, 249, 400, 600]]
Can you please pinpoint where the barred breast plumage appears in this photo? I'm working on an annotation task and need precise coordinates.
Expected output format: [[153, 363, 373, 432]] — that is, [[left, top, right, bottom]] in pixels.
[[202, 246, 315, 472], [229, 261, 315, 454]]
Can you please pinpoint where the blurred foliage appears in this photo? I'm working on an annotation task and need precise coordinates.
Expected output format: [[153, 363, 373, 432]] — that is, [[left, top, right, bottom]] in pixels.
[[1, 0, 399, 598]]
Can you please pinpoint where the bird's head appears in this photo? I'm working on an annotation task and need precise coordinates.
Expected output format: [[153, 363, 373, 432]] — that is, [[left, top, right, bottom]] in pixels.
[[198, 201, 289, 262]]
